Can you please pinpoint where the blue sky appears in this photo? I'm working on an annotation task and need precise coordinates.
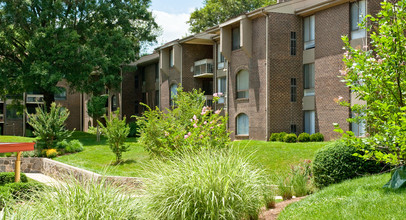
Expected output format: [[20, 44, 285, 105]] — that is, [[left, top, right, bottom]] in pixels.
[[145, 0, 204, 53]]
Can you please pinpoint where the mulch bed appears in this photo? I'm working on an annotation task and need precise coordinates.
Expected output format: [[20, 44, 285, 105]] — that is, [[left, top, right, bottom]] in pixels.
[[259, 196, 307, 220]]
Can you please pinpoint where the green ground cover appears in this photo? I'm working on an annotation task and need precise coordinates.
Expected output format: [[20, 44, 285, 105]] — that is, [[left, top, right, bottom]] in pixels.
[[55, 132, 328, 178], [279, 173, 405, 220], [0, 136, 36, 143]]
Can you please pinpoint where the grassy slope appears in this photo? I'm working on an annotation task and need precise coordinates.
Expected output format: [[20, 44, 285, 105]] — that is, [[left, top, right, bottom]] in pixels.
[[55, 133, 328, 178], [0, 136, 36, 143], [279, 173, 406, 220]]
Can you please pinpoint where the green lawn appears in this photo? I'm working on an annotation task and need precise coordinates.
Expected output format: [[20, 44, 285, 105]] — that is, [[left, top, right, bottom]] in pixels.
[[279, 173, 405, 220], [0, 132, 329, 178], [0, 136, 36, 143]]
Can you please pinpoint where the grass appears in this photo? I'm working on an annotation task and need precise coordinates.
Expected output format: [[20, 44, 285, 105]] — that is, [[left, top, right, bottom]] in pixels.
[[279, 173, 406, 220], [0, 135, 36, 142], [1, 132, 329, 178]]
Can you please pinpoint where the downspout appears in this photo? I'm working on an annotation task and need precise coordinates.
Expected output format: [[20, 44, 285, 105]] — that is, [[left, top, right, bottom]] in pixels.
[[264, 11, 270, 141], [80, 93, 83, 131]]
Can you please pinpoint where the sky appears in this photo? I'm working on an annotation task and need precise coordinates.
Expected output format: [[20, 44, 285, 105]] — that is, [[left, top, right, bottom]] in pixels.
[[145, 0, 204, 53]]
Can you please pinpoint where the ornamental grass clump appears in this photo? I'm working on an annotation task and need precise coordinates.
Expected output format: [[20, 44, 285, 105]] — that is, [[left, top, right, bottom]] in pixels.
[[3, 177, 141, 219], [143, 149, 269, 220]]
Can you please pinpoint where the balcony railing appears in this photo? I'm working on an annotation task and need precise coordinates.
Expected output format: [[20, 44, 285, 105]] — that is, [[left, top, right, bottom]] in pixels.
[[26, 94, 44, 104], [194, 59, 214, 78]]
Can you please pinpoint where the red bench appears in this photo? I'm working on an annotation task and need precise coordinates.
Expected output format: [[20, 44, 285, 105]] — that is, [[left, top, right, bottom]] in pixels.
[[0, 142, 35, 182]]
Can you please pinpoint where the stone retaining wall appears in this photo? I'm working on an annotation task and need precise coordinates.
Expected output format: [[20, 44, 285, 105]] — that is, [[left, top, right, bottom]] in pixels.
[[0, 157, 143, 188]]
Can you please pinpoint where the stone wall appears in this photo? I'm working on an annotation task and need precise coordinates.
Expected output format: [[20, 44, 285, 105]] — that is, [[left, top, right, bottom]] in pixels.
[[0, 157, 143, 187]]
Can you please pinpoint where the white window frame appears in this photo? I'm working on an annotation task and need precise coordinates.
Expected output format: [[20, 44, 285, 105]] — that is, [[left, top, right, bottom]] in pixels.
[[304, 63, 315, 96], [351, 0, 366, 39], [304, 15, 315, 50], [236, 70, 249, 99], [304, 110, 315, 134], [169, 48, 174, 67], [217, 77, 226, 104]]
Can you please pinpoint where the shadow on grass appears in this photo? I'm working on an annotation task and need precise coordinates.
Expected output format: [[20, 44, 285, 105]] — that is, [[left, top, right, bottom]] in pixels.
[[110, 159, 137, 166]]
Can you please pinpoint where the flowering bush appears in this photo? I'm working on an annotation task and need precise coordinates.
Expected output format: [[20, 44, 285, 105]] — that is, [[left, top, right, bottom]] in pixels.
[[136, 87, 230, 157]]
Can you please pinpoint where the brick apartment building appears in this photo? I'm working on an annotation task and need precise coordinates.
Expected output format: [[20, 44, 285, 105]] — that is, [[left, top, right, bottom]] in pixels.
[[0, 0, 379, 141], [131, 0, 379, 141]]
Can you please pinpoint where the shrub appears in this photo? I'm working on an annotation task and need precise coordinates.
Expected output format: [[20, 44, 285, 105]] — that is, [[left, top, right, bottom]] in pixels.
[[310, 132, 324, 142], [0, 173, 28, 185], [99, 109, 130, 164], [291, 160, 312, 197], [284, 133, 297, 143], [3, 178, 141, 219], [312, 142, 386, 188], [137, 87, 230, 157], [143, 149, 268, 219], [65, 140, 84, 153], [5, 182, 44, 200], [278, 176, 293, 200], [278, 132, 287, 142], [128, 121, 139, 137], [270, 133, 279, 142], [26, 102, 73, 152], [45, 149, 58, 158], [298, 133, 311, 142]]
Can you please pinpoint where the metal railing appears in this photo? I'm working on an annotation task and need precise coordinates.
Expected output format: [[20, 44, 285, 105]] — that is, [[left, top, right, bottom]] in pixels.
[[194, 59, 214, 77]]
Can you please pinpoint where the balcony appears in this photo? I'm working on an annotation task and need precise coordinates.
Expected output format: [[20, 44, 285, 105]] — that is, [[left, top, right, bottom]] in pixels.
[[26, 94, 44, 104], [0, 114, 3, 123], [204, 95, 213, 108], [194, 59, 214, 78]]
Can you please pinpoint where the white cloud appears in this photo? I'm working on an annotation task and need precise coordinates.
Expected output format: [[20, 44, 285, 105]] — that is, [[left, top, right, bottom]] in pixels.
[[153, 10, 191, 45]]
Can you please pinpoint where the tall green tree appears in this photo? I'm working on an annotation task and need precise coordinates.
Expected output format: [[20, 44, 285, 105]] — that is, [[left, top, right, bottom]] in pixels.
[[87, 95, 108, 142], [188, 0, 275, 34], [339, 0, 406, 166], [0, 0, 158, 108]]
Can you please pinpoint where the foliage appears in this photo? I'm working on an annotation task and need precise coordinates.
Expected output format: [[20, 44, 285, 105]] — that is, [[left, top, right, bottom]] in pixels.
[[278, 176, 293, 200], [137, 87, 230, 157], [3, 177, 141, 219], [0, 173, 27, 185], [270, 133, 279, 141], [45, 149, 58, 158], [278, 132, 287, 142], [279, 173, 406, 220], [26, 102, 72, 151], [0, 182, 43, 209], [0, 0, 158, 106], [284, 133, 297, 143], [291, 160, 312, 197], [309, 132, 324, 142], [56, 140, 84, 154], [298, 133, 311, 142], [143, 148, 269, 220], [87, 95, 108, 141], [128, 121, 139, 137], [99, 109, 130, 164], [340, 0, 406, 166], [312, 142, 386, 188], [188, 0, 275, 33]]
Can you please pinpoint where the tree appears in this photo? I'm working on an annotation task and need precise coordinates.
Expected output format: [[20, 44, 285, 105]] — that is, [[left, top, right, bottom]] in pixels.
[[99, 109, 130, 164], [339, 0, 406, 166], [87, 95, 108, 142], [0, 0, 158, 109], [188, 0, 275, 34]]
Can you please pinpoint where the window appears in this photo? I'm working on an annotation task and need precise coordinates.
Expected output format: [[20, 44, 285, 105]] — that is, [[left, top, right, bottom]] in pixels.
[[169, 48, 174, 67], [304, 63, 315, 96], [54, 87, 67, 101], [304, 110, 315, 134], [111, 95, 117, 112], [351, 112, 366, 137], [290, 32, 297, 56], [217, 43, 226, 69], [155, 63, 159, 83], [291, 78, 297, 102], [155, 90, 159, 107], [291, 124, 297, 134], [236, 70, 249, 99], [170, 84, 177, 106], [351, 0, 366, 39], [304, 15, 315, 49], [217, 77, 226, 104], [236, 113, 249, 135], [232, 27, 240, 50], [134, 74, 139, 89]]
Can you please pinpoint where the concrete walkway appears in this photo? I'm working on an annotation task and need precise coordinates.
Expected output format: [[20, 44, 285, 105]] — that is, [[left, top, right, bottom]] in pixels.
[[25, 173, 61, 186]]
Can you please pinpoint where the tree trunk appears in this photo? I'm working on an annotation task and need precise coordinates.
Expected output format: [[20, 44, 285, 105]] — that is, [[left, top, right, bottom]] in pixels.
[[96, 124, 100, 142], [42, 91, 55, 111]]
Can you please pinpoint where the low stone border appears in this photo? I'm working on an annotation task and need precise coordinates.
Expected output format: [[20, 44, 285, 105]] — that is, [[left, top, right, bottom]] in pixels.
[[0, 157, 143, 188]]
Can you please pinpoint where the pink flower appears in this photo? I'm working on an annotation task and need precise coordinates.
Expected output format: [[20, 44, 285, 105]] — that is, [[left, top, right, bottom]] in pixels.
[[378, 59, 383, 64], [213, 93, 218, 97], [339, 69, 348, 76], [199, 135, 203, 139], [165, 131, 169, 136], [193, 124, 198, 128], [184, 134, 189, 139], [204, 121, 207, 125], [218, 92, 223, 96], [338, 96, 343, 101], [188, 132, 192, 136], [193, 115, 197, 121], [210, 127, 214, 129], [214, 109, 221, 114]]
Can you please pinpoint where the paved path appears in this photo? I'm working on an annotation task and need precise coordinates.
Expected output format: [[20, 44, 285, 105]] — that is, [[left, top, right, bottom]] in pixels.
[[25, 173, 61, 186]]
